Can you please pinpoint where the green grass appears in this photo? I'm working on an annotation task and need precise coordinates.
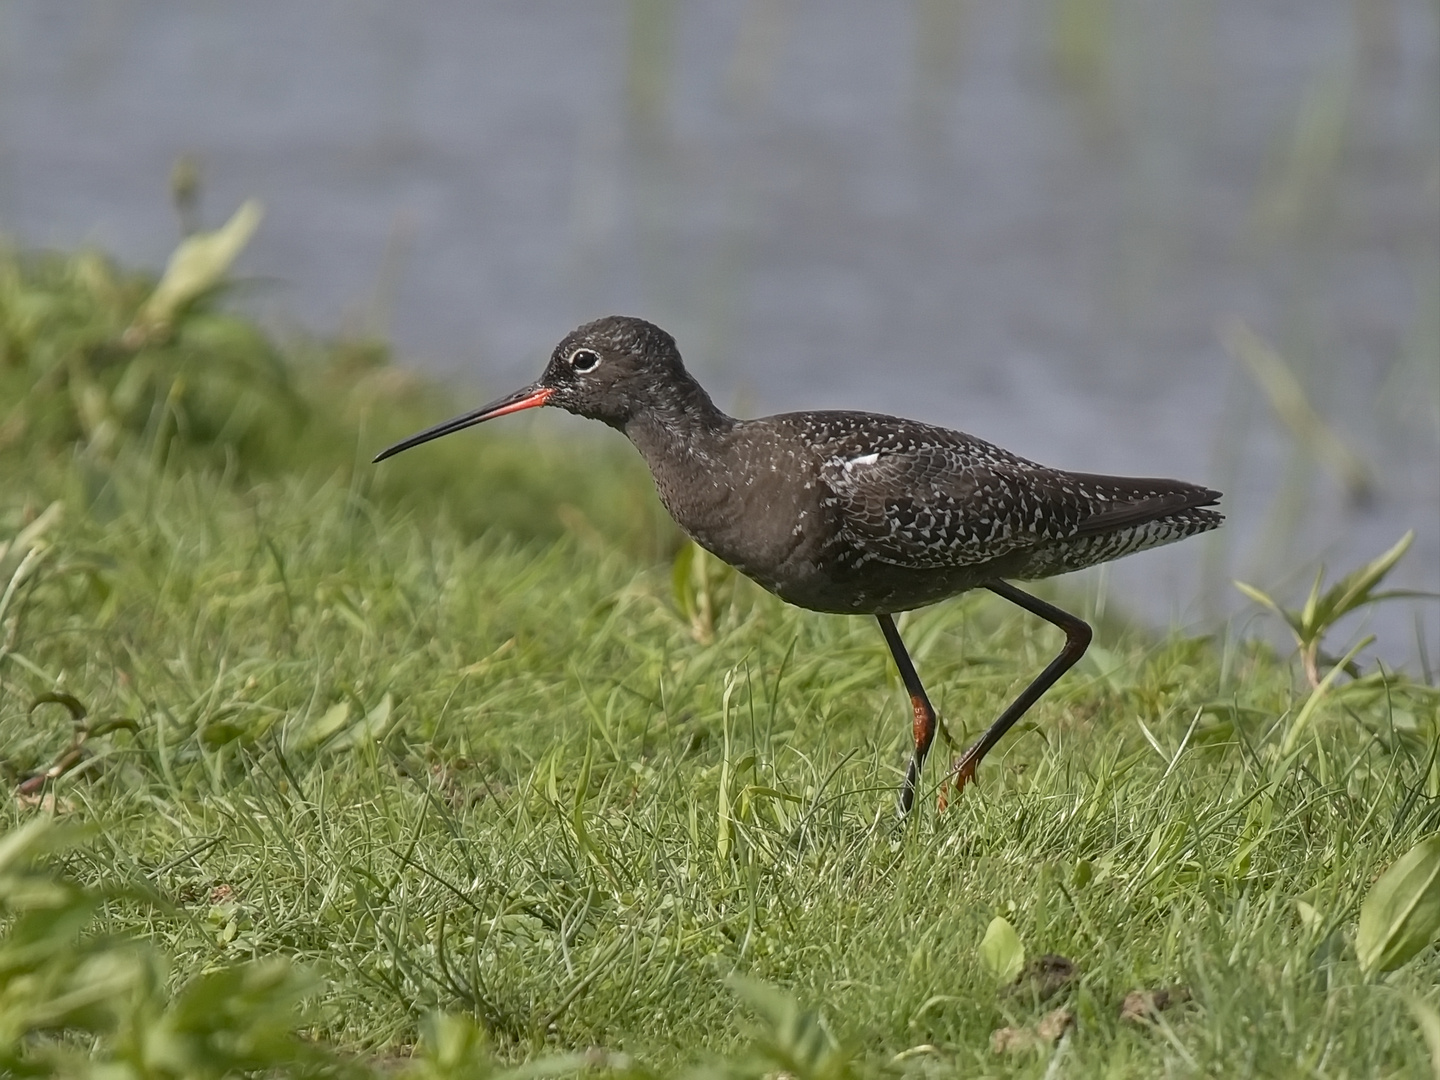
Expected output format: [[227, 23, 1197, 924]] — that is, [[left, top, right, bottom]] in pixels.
[[2, 248, 1439, 1077]]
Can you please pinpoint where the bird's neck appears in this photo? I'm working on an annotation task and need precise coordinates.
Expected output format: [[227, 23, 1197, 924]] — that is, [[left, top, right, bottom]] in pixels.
[[621, 374, 735, 467]]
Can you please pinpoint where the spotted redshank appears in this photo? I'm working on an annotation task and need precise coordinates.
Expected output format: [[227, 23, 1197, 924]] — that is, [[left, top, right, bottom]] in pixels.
[[375, 316, 1222, 812]]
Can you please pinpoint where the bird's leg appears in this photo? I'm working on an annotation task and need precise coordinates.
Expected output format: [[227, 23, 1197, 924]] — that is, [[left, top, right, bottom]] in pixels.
[[943, 581, 1092, 796], [877, 613, 938, 816]]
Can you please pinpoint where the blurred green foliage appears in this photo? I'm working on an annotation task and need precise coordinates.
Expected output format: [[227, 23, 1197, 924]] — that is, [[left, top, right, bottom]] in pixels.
[[0, 240, 675, 557], [0, 244, 300, 468]]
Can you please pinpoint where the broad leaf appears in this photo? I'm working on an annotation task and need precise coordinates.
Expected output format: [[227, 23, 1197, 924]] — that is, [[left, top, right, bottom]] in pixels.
[[1357, 835, 1440, 976], [980, 916, 1025, 982], [125, 199, 263, 345]]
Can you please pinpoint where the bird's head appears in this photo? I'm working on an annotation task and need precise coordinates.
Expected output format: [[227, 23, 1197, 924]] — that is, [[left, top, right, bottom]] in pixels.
[[372, 315, 695, 463], [537, 315, 688, 425]]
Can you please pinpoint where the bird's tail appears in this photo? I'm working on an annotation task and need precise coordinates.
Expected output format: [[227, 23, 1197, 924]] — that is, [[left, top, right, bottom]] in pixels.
[[1012, 473, 1222, 580]]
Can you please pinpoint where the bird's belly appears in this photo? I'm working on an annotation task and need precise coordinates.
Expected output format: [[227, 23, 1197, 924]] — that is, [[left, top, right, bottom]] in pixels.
[[763, 558, 991, 615]]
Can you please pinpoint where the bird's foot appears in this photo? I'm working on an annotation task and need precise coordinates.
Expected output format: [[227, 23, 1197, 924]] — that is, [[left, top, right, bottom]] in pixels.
[[935, 755, 979, 812]]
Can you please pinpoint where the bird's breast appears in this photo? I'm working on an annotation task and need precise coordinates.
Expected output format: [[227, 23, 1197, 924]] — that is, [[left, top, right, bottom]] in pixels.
[[646, 433, 829, 590]]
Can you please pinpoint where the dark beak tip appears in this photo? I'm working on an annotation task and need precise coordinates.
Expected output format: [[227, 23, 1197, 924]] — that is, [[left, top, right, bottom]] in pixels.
[[370, 383, 553, 464]]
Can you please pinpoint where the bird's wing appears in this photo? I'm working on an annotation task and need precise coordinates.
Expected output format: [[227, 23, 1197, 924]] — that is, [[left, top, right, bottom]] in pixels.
[[813, 418, 1059, 570], [810, 416, 1220, 572]]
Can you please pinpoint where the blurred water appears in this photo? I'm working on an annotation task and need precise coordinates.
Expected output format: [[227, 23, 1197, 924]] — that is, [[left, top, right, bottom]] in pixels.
[[1, 0, 1436, 667]]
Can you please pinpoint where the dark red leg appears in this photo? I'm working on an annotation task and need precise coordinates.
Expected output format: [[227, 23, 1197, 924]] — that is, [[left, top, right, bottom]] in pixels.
[[944, 581, 1092, 795], [877, 613, 938, 815]]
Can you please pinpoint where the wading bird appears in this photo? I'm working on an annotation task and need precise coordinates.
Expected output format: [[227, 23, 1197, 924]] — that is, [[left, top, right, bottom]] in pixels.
[[375, 316, 1222, 812]]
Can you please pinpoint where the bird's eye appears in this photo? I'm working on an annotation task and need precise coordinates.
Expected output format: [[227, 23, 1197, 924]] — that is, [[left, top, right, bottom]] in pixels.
[[569, 348, 601, 373]]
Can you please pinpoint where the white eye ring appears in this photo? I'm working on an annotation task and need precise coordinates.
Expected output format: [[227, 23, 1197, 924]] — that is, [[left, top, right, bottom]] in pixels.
[[569, 348, 601, 373]]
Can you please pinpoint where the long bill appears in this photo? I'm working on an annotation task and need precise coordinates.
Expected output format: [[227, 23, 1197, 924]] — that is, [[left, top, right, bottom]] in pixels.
[[372, 384, 553, 463]]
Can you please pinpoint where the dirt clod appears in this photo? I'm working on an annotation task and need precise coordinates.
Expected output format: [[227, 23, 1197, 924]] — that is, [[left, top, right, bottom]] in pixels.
[[990, 1008, 1074, 1054], [1120, 985, 1191, 1024], [1005, 953, 1078, 1002]]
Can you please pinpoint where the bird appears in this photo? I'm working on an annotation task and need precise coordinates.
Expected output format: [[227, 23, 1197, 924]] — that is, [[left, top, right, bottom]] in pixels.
[[375, 316, 1222, 813]]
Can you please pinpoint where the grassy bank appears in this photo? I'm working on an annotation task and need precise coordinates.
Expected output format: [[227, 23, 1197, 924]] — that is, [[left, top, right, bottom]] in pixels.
[[1, 246, 1438, 1077]]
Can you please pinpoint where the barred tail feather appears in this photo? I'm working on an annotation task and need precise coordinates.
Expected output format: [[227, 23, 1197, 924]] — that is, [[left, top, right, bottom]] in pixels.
[[1012, 506, 1224, 580]]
